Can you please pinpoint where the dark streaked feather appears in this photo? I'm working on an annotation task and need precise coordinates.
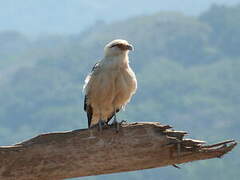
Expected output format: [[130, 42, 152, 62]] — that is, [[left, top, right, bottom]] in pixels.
[[91, 61, 100, 72], [84, 95, 93, 128], [106, 108, 120, 124], [84, 61, 100, 128]]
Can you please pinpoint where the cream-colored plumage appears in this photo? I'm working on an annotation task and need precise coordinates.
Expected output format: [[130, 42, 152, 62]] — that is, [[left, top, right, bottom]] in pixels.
[[83, 39, 137, 128]]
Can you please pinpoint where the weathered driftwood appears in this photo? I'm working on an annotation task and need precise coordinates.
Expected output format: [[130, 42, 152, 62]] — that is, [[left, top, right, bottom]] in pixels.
[[0, 122, 237, 180]]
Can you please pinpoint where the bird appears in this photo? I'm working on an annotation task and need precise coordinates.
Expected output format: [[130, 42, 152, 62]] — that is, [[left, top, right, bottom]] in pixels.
[[83, 39, 137, 131]]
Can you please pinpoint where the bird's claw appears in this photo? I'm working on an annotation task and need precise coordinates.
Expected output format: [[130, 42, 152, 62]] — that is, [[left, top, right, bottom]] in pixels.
[[111, 119, 127, 133], [111, 120, 120, 133]]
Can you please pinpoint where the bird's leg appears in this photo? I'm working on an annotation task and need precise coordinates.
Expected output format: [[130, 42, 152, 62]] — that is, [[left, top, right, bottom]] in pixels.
[[98, 112, 104, 133], [113, 108, 120, 132], [98, 120, 103, 133], [98, 119, 108, 133]]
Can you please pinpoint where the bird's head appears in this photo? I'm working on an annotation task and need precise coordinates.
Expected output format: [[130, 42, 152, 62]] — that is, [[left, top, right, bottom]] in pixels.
[[104, 39, 133, 57]]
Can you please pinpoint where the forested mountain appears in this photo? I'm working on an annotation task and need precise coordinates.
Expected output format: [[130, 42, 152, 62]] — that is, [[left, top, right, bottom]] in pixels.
[[0, 4, 239, 180]]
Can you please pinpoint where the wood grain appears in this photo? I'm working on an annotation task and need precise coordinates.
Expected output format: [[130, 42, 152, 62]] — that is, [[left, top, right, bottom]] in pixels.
[[0, 122, 237, 180]]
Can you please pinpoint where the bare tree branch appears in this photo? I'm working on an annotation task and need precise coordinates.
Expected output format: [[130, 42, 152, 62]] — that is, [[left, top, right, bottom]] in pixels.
[[0, 122, 237, 180]]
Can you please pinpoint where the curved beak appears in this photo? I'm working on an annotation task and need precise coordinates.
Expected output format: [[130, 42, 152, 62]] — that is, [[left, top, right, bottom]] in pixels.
[[127, 44, 134, 51]]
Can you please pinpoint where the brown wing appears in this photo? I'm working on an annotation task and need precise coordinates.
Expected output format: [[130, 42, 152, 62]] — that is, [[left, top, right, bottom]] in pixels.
[[106, 108, 120, 124], [84, 95, 93, 128], [84, 61, 100, 128]]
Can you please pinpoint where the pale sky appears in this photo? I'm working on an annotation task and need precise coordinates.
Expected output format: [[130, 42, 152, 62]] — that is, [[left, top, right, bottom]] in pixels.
[[0, 0, 239, 35]]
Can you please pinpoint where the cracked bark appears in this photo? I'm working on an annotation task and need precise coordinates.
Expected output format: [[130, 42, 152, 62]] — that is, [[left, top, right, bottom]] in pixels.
[[0, 122, 237, 180]]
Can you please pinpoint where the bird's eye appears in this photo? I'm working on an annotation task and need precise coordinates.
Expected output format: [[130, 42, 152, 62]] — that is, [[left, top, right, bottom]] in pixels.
[[110, 44, 118, 48]]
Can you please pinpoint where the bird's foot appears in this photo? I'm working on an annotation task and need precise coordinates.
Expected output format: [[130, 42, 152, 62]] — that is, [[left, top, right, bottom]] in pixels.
[[112, 120, 120, 133]]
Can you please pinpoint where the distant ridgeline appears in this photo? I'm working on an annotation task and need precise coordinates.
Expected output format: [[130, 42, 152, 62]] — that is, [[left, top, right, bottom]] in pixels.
[[0, 4, 239, 180]]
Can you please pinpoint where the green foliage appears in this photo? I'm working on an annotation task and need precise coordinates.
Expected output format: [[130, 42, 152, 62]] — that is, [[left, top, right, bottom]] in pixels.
[[200, 4, 240, 57], [0, 3, 239, 180]]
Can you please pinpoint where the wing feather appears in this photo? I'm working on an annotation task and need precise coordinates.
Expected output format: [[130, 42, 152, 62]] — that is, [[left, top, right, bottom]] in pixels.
[[106, 108, 120, 124], [84, 95, 93, 128], [83, 61, 101, 128]]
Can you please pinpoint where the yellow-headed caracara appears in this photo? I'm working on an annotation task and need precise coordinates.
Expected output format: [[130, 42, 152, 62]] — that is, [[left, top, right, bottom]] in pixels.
[[83, 39, 137, 131]]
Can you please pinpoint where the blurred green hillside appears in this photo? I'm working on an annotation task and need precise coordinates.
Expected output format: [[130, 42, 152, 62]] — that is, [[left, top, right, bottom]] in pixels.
[[0, 4, 239, 180]]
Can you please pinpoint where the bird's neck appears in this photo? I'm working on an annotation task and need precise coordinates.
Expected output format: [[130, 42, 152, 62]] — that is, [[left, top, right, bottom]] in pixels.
[[104, 53, 129, 68]]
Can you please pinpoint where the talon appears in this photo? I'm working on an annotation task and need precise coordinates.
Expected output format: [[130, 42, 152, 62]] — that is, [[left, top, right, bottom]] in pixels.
[[111, 120, 120, 133], [112, 118, 120, 133]]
